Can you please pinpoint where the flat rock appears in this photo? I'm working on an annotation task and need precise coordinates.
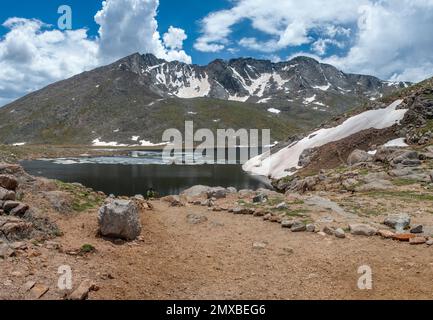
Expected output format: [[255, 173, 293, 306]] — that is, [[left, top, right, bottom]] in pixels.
[[30, 283, 49, 299], [69, 279, 96, 300], [393, 233, 416, 242], [409, 237, 427, 245], [378, 229, 395, 239]]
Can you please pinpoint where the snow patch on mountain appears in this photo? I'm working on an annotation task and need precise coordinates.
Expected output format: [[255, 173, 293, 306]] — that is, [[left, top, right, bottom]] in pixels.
[[243, 100, 407, 179]]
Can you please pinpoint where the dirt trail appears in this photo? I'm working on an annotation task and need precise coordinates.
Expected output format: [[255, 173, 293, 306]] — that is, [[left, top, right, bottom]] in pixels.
[[3, 198, 430, 300]]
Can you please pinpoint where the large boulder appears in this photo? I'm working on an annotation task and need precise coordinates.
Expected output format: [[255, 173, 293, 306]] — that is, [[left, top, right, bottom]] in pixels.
[[180, 185, 211, 198], [384, 214, 411, 231], [347, 149, 373, 166], [207, 187, 228, 199], [98, 199, 142, 240]]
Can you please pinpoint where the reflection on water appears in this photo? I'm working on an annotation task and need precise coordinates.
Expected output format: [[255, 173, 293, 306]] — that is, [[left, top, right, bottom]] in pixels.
[[21, 151, 270, 196]]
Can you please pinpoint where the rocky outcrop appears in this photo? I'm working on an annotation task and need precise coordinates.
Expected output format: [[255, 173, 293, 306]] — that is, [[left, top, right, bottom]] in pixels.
[[98, 199, 142, 240]]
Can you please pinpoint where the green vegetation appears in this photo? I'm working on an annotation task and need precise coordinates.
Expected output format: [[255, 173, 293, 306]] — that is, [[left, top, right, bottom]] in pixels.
[[80, 244, 96, 254], [55, 180, 105, 212]]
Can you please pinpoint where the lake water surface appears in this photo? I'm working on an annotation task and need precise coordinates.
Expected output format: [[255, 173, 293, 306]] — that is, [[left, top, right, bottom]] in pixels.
[[21, 151, 271, 196]]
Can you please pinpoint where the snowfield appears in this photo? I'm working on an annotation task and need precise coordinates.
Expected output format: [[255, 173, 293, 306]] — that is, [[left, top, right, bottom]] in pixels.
[[243, 100, 407, 179]]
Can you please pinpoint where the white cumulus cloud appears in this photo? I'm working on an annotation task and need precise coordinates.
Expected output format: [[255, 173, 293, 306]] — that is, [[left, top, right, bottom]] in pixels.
[[195, 0, 433, 82], [0, 0, 191, 107]]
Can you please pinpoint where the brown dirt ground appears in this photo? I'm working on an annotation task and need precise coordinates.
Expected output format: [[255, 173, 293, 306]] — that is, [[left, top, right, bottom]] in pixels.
[[1, 195, 433, 300]]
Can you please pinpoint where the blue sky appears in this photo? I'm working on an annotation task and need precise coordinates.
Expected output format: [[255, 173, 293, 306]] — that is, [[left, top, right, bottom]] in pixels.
[[1, 0, 433, 106]]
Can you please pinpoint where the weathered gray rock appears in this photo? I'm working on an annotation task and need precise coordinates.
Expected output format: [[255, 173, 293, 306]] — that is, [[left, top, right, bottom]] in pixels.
[[323, 226, 335, 236], [383, 213, 411, 231], [306, 224, 316, 232], [334, 228, 346, 239], [347, 149, 373, 165], [349, 224, 377, 236], [98, 200, 142, 240], [291, 221, 306, 232], [180, 185, 211, 198], [281, 219, 294, 228], [207, 187, 228, 199]]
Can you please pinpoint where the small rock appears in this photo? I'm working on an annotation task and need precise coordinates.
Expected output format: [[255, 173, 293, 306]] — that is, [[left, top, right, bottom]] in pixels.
[[253, 194, 268, 203], [206, 187, 228, 199], [306, 224, 316, 232], [69, 279, 96, 300], [252, 241, 267, 250], [334, 228, 346, 239], [0, 244, 14, 259], [323, 226, 335, 236], [410, 225, 423, 234], [9, 203, 29, 216], [275, 202, 288, 210], [426, 239, 433, 246], [318, 232, 327, 236], [409, 237, 427, 245], [10, 241, 27, 250], [349, 224, 377, 237], [281, 220, 293, 228], [291, 221, 306, 232]]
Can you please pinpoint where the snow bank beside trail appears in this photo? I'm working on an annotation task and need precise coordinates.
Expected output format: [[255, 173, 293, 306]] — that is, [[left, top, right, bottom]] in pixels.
[[243, 100, 407, 179]]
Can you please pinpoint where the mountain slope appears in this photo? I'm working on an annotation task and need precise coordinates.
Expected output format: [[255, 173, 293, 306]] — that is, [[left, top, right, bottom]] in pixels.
[[244, 77, 433, 180], [0, 53, 409, 145]]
